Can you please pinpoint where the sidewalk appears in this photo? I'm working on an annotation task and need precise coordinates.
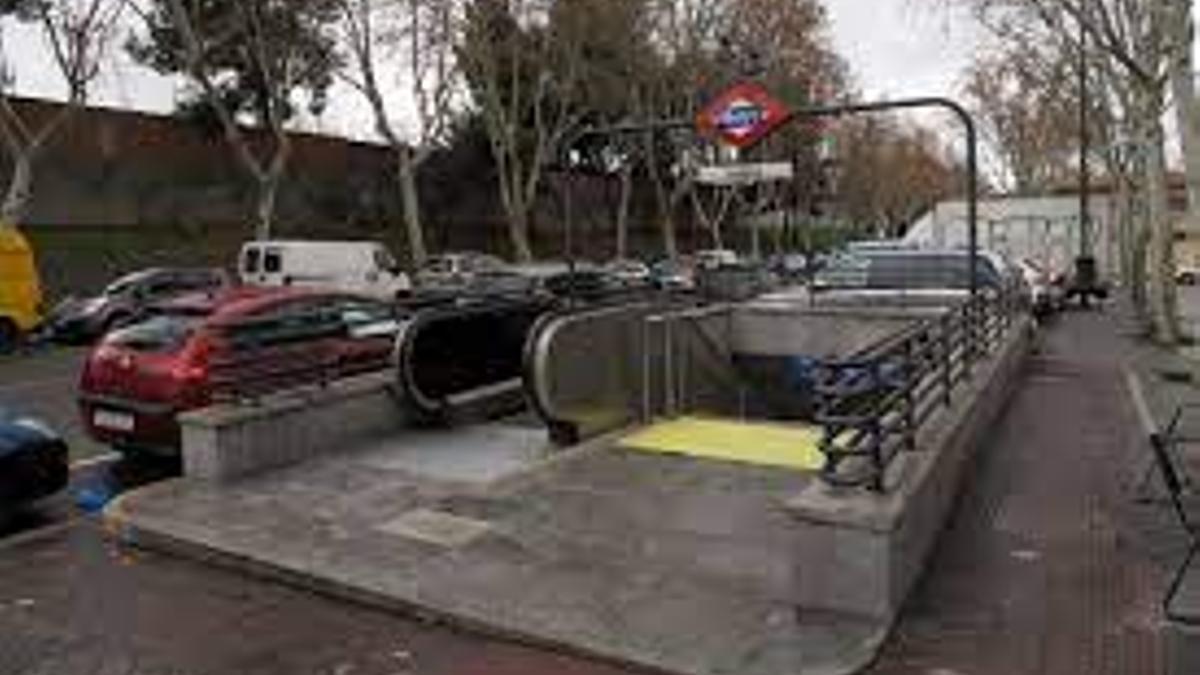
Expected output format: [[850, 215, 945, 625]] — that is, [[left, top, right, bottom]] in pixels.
[[868, 307, 1174, 674]]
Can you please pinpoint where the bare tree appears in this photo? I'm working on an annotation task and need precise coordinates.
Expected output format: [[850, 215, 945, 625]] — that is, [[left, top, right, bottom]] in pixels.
[[0, 0, 123, 226], [834, 117, 965, 236], [1051, 0, 1187, 342], [336, 0, 461, 266], [459, 0, 586, 262], [1168, 5, 1200, 260], [132, 0, 340, 240], [963, 44, 1081, 192], [634, 0, 727, 259], [953, 0, 1189, 342]]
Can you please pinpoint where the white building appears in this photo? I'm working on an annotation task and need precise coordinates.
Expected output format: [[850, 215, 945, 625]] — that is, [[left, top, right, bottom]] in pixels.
[[904, 194, 1116, 277]]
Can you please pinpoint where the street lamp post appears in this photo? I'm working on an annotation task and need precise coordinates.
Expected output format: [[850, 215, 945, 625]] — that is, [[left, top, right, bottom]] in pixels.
[[1076, 5, 1097, 308]]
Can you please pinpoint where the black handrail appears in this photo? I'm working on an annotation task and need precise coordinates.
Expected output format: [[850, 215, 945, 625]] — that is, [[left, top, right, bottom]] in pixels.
[[814, 294, 1015, 492]]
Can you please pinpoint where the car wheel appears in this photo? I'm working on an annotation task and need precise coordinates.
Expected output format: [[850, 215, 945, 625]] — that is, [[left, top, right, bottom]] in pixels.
[[0, 318, 18, 354], [1183, 273, 1197, 286]]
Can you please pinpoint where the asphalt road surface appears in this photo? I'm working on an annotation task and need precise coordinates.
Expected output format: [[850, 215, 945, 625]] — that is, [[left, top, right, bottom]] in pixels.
[[0, 346, 109, 461], [0, 517, 637, 675]]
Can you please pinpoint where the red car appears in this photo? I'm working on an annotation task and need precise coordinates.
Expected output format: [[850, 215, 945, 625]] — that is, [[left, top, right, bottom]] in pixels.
[[78, 286, 401, 456]]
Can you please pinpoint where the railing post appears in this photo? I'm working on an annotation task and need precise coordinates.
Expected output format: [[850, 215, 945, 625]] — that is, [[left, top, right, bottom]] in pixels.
[[869, 417, 885, 493], [819, 363, 835, 455], [903, 339, 916, 453], [964, 302, 974, 374], [941, 312, 953, 406], [640, 317, 651, 422], [663, 317, 674, 416]]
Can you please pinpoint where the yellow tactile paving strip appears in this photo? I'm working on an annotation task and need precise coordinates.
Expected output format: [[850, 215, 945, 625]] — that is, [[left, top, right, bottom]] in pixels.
[[619, 416, 826, 471]]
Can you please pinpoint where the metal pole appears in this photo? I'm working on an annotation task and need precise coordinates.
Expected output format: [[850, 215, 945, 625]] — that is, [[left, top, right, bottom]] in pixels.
[[1079, 13, 1091, 260], [564, 154, 577, 308], [965, 110, 979, 300]]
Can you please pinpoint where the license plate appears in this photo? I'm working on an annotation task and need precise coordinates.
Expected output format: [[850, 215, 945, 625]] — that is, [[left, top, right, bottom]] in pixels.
[[93, 409, 135, 432]]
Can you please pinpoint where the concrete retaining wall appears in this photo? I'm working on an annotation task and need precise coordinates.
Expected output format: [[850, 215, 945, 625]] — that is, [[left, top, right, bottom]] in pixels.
[[785, 318, 1032, 622], [179, 372, 405, 481], [730, 304, 939, 358]]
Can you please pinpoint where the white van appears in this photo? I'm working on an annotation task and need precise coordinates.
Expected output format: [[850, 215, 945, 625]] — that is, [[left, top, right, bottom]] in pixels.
[[238, 240, 412, 298], [694, 248, 739, 270]]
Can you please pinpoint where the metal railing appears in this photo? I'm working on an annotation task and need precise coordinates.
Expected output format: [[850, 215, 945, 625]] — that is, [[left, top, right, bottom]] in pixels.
[[813, 294, 1016, 492], [642, 304, 739, 420], [207, 309, 395, 403]]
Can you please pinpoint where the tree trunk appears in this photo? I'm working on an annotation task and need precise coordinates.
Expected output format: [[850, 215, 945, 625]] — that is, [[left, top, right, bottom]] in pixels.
[[1171, 41, 1200, 246], [1132, 227, 1150, 326], [1115, 170, 1135, 287], [1143, 117, 1182, 343], [255, 172, 281, 241], [397, 148, 427, 267], [643, 135, 677, 259], [506, 208, 533, 262], [660, 212, 678, 259], [498, 174, 533, 263], [750, 214, 760, 259], [1, 152, 34, 226], [615, 163, 633, 259]]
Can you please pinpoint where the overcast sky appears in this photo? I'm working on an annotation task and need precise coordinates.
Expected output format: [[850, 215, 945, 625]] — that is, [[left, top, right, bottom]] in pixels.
[[0, 1, 1012, 143], [827, 1, 983, 101]]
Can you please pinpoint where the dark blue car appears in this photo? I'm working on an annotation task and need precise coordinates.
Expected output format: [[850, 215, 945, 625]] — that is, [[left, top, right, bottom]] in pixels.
[[0, 408, 68, 513]]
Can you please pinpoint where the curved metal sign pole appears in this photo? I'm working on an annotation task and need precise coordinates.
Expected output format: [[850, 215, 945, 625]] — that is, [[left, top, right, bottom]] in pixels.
[[558, 95, 980, 299]]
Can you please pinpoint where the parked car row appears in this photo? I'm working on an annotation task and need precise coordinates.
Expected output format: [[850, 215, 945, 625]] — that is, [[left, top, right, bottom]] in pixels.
[[0, 406, 68, 518], [808, 245, 1080, 318], [44, 267, 230, 344]]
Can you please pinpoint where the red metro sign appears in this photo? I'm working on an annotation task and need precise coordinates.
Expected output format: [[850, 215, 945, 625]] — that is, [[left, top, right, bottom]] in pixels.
[[696, 82, 790, 149]]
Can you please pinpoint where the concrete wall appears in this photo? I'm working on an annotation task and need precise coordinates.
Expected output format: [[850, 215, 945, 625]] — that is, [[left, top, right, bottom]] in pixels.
[[729, 304, 933, 359], [785, 317, 1032, 621], [180, 372, 406, 482]]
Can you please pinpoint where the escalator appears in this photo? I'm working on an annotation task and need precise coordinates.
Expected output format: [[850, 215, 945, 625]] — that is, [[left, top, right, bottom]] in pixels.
[[395, 297, 552, 423]]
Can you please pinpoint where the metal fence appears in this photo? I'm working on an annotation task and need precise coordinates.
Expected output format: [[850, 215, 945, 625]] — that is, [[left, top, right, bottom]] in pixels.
[[207, 308, 395, 403], [813, 293, 1016, 492]]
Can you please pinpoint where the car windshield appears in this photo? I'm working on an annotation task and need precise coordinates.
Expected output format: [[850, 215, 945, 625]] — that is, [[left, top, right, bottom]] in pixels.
[[373, 247, 398, 272], [104, 314, 202, 353], [103, 272, 151, 296], [425, 257, 455, 274], [816, 253, 999, 291], [472, 255, 504, 272]]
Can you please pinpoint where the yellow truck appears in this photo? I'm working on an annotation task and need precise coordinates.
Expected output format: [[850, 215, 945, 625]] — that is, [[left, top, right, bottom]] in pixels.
[[0, 226, 43, 351]]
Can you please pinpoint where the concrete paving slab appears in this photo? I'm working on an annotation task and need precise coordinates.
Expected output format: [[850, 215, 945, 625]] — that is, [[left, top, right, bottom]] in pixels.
[[106, 432, 890, 675], [355, 423, 549, 484], [378, 508, 494, 548]]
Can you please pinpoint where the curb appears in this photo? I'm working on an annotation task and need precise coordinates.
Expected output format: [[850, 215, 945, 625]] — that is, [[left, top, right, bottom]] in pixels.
[[1123, 366, 1159, 441], [70, 452, 120, 472]]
